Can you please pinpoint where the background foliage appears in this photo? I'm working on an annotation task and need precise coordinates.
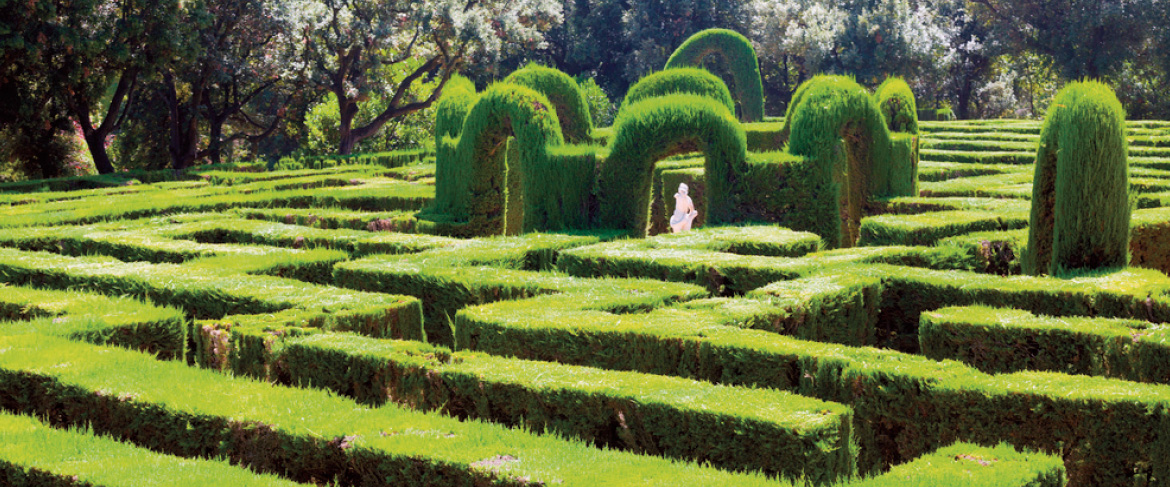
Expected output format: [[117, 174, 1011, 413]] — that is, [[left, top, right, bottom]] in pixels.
[[2, 0, 1169, 179]]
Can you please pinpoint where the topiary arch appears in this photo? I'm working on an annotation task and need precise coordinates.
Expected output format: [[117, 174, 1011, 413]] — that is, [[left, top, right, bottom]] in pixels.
[[781, 75, 918, 247], [597, 94, 747, 236], [504, 64, 594, 144], [618, 68, 736, 119], [665, 28, 765, 123], [420, 83, 565, 237], [1023, 80, 1130, 277]]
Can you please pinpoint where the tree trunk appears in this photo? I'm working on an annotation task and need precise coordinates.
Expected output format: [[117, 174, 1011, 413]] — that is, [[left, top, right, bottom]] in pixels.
[[84, 132, 116, 174]]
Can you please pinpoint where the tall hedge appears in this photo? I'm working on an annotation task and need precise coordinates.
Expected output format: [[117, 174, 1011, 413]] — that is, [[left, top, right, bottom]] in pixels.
[[1023, 81, 1130, 277], [873, 77, 918, 135], [504, 64, 594, 144], [782, 75, 914, 247], [597, 94, 747, 235], [420, 83, 564, 237], [619, 68, 736, 119], [665, 28, 765, 122], [432, 75, 478, 147]]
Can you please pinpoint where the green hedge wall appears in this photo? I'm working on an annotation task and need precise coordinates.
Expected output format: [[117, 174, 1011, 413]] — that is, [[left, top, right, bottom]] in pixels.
[[619, 68, 736, 118], [921, 306, 1170, 384], [1024, 81, 1131, 276], [665, 28, 765, 122], [505, 64, 595, 144], [0, 411, 303, 487], [874, 77, 919, 135], [0, 334, 782, 487]]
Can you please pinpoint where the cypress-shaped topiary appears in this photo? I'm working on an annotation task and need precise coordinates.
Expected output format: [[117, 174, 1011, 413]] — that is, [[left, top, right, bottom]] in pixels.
[[504, 64, 595, 144], [873, 77, 918, 135], [665, 28, 765, 122], [420, 83, 565, 237], [598, 94, 747, 235], [618, 68, 736, 119], [1023, 80, 1130, 277]]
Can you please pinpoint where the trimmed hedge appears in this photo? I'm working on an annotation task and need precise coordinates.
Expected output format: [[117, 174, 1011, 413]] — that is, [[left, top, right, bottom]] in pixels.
[[921, 306, 1170, 384], [598, 94, 747, 235], [619, 68, 736, 119], [281, 333, 857, 483], [454, 275, 1170, 485], [505, 64, 595, 144], [0, 411, 303, 487], [848, 442, 1064, 487], [421, 83, 565, 237], [664, 28, 765, 122], [858, 210, 1029, 247], [0, 248, 424, 341], [782, 75, 918, 247], [874, 77, 918, 134], [0, 286, 186, 361], [0, 334, 781, 487], [1024, 81, 1131, 277]]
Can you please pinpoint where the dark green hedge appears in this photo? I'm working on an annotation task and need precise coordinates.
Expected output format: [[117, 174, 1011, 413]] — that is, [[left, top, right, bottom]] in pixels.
[[665, 28, 765, 122], [1023, 81, 1131, 276]]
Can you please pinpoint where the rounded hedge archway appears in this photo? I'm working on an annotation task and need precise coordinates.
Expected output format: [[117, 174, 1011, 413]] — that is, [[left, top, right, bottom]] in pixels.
[[665, 28, 765, 123]]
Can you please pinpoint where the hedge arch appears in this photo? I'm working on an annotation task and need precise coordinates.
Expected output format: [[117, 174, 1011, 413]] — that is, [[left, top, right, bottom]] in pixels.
[[504, 64, 594, 144], [1023, 81, 1130, 277], [665, 28, 765, 122], [422, 83, 565, 237], [874, 77, 918, 135], [783, 75, 916, 248], [619, 68, 735, 119], [597, 94, 747, 235]]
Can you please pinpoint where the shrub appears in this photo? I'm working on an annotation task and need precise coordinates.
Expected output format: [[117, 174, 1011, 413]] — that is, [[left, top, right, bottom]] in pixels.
[[577, 76, 616, 127], [874, 77, 919, 134], [665, 28, 765, 122], [1023, 81, 1130, 276], [505, 64, 594, 144], [619, 68, 736, 119]]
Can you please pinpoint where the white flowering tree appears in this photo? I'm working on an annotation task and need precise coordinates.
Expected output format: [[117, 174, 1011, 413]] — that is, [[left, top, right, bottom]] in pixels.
[[287, 0, 562, 155]]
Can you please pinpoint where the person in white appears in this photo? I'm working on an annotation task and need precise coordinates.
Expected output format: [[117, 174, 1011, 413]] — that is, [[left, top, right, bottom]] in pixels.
[[669, 183, 699, 233]]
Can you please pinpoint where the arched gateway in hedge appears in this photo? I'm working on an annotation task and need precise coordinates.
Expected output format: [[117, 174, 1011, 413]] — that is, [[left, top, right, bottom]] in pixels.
[[665, 28, 766, 123]]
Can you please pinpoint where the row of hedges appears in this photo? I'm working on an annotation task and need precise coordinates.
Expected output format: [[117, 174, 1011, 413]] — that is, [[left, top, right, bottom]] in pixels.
[[0, 285, 185, 361], [279, 333, 856, 483], [0, 248, 424, 342], [0, 411, 302, 487], [0, 334, 784, 486]]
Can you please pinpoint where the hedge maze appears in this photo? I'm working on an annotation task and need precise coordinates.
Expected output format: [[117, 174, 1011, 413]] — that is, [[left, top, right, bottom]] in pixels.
[[5, 28, 1170, 487]]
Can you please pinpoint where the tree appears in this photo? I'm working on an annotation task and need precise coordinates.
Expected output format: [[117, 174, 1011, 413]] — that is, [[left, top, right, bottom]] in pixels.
[[967, 0, 1155, 79], [53, 0, 182, 174], [290, 0, 562, 155], [160, 0, 301, 169]]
